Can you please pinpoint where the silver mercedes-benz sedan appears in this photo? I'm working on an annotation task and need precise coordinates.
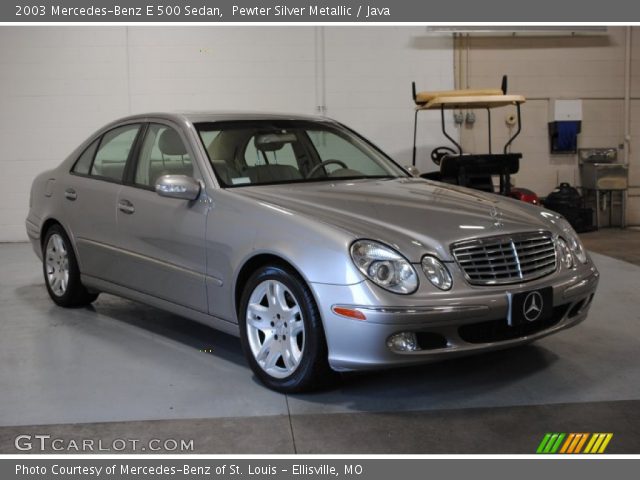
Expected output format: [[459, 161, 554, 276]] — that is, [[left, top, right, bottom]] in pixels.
[[26, 112, 599, 392]]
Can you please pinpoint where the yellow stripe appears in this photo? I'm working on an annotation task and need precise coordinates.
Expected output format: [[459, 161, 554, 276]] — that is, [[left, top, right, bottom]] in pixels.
[[574, 433, 589, 453], [567, 434, 582, 453], [584, 434, 598, 454], [560, 434, 576, 454], [597, 434, 613, 454], [590, 434, 606, 453]]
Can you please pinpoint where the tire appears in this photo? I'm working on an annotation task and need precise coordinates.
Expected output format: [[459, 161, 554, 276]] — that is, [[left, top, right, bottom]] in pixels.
[[238, 265, 334, 393], [42, 224, 99, 308]]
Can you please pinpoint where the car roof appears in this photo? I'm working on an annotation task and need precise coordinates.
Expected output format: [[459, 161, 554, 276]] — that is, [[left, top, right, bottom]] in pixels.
[[111, 111, 336, 126]]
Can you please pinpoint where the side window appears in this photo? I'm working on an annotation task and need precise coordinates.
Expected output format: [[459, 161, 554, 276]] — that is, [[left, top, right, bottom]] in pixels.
[[91, 124, 141, 182], [134, 124, 193, 187], [71, 139, 99, 175]]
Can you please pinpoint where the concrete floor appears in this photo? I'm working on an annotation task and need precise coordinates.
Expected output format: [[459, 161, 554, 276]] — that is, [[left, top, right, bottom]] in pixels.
[[1, 232, 639, 453], [581, 228, 640, 267]]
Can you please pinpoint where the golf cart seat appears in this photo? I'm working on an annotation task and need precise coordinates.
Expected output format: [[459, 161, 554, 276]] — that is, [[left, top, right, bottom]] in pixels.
[[421, 170, 495, 193], [439, 153, 521, 195]]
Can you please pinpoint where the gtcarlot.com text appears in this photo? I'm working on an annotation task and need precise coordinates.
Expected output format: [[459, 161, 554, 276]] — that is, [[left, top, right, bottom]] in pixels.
[[14, 434, 194, 452]]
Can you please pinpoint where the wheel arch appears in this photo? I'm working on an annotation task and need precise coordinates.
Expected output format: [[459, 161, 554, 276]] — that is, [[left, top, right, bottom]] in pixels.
[[234, 253, 310, 317], [40, 218, 82, 268], [40, 218, 63, 247]]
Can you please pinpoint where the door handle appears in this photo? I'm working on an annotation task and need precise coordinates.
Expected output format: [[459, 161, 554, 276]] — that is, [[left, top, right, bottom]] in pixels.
[[64, 188, 77, 201], [118, 199, 135, 214]]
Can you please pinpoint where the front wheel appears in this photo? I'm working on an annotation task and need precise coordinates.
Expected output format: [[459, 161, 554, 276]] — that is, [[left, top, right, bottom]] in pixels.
[[42, 224, 98, 307], [238, 265, 334, 393]]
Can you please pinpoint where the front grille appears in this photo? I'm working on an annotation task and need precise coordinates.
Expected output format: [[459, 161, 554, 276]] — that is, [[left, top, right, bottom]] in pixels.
[[451, 231, 557, 285]]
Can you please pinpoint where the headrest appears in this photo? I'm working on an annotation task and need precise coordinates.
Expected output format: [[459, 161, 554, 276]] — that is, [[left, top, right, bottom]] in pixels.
[[158, 129, 187, 156], [208, 130, 244, 160]]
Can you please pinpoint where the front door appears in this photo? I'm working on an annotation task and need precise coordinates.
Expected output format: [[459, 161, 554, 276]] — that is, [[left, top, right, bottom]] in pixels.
[[115, 123, 208, 312]]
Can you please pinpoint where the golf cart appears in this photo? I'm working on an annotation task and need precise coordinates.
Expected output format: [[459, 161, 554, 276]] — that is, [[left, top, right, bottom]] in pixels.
[[411, 77, 539, 205]]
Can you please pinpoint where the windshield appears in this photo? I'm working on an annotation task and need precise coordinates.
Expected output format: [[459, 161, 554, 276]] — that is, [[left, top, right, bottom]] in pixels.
[[195, 120, 408, 187]]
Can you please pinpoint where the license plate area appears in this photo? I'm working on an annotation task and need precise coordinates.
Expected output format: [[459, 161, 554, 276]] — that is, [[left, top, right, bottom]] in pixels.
[[508, 287, 553, 326]]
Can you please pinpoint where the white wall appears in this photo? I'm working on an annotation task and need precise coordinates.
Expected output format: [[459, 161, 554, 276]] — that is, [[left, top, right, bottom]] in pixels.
[[323, 27, 453, 170], [0, 26, 453, 242]]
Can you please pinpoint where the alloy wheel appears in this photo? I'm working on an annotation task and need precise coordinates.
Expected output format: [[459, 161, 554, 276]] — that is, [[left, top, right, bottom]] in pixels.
[[245, 279, 306, 379], [45, 233, 69, 297]]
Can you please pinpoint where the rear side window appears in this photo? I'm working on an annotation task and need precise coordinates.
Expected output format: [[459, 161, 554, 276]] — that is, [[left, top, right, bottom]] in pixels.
[[90, 124, 141, 182], [72, 139, 99, 175]]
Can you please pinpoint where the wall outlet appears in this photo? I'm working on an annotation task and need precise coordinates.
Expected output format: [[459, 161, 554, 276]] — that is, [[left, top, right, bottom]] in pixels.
[[465, 112, 476, 125]]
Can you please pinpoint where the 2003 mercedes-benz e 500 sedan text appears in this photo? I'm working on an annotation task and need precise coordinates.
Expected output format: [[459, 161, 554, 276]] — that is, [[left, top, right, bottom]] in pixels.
[[26, 112, 599, 392]]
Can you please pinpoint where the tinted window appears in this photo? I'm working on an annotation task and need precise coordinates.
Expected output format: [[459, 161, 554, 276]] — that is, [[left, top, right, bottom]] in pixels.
[[72, 139, 99, 175], [244, 135, 298, 169], [196, 121, 406, 187], [134, 124, 193, 187], [91, 124, 141, 182], [307, 130, 389, 176]]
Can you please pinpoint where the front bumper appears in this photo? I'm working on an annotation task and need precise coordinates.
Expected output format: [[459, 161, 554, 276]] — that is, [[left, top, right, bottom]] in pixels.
[[312, 263, 599, 371]]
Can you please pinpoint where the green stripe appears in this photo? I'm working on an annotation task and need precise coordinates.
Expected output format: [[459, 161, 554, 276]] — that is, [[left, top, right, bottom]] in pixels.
[[550, 433, 566, 453], [537, 433, 553, 453], [543, 434, 559, 453]]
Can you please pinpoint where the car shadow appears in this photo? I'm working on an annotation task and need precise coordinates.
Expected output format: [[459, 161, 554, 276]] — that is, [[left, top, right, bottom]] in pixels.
[[15, 282, 560, 412], [286, 345, 560, 413]]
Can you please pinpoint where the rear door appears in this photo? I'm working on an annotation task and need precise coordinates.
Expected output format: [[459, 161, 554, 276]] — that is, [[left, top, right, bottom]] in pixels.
[[114, 122, 209, 312], [65, 123, 143, 283]]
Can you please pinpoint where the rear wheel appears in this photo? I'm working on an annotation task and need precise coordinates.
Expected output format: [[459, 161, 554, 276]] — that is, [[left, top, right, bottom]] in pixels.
[[42, 224, 98, 307], [238, 265, 334, 393]]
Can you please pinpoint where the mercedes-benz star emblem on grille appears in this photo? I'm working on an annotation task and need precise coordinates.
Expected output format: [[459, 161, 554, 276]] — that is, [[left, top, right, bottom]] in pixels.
[[523, 291, 544, 322]]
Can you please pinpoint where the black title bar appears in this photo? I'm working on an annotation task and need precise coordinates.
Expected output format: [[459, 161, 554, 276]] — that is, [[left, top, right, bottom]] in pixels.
[[4, 0, 640, 22]]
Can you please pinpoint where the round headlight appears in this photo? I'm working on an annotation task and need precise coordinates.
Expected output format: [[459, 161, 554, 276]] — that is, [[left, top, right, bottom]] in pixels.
[[566, 232, 587, 264], [556, 217, 588, 264], [420, 256, 453, 291], [556, 237, 574, 269], [350, 240, 418, 294]]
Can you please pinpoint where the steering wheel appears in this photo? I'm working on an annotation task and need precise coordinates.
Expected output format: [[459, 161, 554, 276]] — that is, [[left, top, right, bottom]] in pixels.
[[431, 146, 457, 166], [306, 159, 349, 178]]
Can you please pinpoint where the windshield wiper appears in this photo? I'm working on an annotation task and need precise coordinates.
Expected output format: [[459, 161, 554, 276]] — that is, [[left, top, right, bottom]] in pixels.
[[225, 175, 403, 188], [303, 175, 404, 182]]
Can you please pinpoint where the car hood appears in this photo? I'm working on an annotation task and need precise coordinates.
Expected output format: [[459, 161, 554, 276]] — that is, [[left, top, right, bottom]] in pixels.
[[235, 178, 557, 262]]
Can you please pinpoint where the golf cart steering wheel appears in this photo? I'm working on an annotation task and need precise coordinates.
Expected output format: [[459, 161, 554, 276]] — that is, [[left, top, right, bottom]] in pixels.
[[431, 146, 457, 166], [306, 159, 349, 178]]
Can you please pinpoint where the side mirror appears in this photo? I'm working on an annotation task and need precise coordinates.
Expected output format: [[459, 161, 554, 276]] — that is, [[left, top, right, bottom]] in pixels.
[[405, 165, 420, 177], [155, 175, 200, 201]]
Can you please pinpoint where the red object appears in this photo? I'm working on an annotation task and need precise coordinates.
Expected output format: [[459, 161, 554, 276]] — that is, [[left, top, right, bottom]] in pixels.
[[332, 306, 367, 321], [509, 187, 540, 205]]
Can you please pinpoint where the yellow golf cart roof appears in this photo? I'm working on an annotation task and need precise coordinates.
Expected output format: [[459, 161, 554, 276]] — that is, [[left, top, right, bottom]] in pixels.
[[414, 88, 504, 104], [416, 91, 526, 110]]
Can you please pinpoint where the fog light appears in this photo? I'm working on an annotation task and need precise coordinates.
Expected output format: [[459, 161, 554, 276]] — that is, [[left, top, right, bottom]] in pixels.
[[387, 332, 419, 352]]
